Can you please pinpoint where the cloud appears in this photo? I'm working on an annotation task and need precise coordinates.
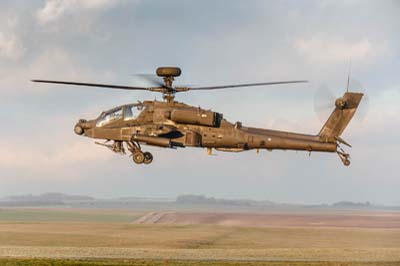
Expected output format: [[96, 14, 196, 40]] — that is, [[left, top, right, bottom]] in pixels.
[[294, 36, 374, 63], [36, 0, 121, 25], [373, 87, 400, 116], [0, 13, 25, 60], [0, 139, 112, 170], [0, 32, 25, 59], [0, 47, 117, 99]]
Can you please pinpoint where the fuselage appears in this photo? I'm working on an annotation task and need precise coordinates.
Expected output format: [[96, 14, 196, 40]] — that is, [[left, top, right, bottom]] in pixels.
[[76, 100, 337, 153]]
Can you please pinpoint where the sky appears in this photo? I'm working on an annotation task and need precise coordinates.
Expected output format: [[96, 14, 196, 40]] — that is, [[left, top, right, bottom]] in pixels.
[[0, 0, 399, 205]]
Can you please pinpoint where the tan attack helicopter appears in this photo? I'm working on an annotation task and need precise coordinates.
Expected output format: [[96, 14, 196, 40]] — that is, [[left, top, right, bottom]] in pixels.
[[32, 67, 363, 166]]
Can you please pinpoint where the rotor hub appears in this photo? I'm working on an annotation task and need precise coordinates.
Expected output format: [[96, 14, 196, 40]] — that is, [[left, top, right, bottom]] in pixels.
[[154, 67, 182, 102], [335, 97, 347, 109]]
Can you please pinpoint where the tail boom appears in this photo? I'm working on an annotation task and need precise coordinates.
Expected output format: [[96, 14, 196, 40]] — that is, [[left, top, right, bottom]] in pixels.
[[242, 127, 337, 152]]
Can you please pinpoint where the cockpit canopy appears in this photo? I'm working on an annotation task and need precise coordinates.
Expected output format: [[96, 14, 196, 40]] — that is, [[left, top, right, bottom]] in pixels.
[[96, 104, 142, 127]]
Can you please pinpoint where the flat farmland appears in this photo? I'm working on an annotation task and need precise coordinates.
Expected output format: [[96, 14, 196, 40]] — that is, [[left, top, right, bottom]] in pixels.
[[0, 208, 399, 263], [1, 258, 400, 266], [0, 259, 399, 266]]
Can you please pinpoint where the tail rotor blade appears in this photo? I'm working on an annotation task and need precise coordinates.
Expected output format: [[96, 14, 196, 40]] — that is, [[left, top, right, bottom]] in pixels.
[[348, 79, 369, 122], [314, 84, 336, 122]]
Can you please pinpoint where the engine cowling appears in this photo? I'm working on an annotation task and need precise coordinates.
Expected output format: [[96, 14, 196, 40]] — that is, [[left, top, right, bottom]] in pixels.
[[169, 109, 223, 127]]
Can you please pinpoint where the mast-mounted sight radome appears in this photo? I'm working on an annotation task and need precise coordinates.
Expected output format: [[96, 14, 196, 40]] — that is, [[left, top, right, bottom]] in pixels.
[[156, 67, 182, 78]]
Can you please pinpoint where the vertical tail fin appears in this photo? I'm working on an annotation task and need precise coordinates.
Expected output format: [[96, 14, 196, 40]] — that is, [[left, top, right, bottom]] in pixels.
[[319, 92, 363, 142]]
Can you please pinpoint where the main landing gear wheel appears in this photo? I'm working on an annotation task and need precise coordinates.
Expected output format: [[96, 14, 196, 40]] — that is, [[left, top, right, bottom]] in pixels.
[[143, 152, 153, 164], [132, 151, 145, 164], [128, 139, 154, 165]]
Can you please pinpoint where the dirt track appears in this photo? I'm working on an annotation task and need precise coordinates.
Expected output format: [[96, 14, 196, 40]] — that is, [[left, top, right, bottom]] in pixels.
[[133, 211, 400, 228]]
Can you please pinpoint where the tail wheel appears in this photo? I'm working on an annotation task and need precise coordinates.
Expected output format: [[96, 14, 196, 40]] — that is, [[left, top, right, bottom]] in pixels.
[[337, 148, 351, 167], [132, 152, 145, 164], [143, 152, 153, 164]]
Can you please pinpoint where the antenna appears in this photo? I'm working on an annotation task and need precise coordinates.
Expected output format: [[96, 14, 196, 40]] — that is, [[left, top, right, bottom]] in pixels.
[[346, 58, 352, 93]]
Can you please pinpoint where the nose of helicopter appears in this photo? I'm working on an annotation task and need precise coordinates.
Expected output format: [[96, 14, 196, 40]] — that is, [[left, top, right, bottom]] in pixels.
[[74, 119, 94, 135]]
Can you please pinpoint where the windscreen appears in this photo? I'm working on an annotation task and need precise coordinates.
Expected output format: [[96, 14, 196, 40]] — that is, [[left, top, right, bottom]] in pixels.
[[96, 108, 123, 127]]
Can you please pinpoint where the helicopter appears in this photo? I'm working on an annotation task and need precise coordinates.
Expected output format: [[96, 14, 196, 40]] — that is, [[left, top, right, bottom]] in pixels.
[[32, 67, 363, 166]]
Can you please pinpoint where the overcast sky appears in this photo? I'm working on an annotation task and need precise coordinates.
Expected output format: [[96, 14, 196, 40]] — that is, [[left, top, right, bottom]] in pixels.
[[0, 0, 399, 204]]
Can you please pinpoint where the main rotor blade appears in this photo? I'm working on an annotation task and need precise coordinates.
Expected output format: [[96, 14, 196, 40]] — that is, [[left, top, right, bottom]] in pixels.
[[31, 79, 151, 91], [132, 74, 164, 87], [188, 80, 308, 90]]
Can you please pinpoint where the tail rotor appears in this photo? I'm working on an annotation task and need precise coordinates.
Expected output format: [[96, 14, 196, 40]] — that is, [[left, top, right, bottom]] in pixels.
[[314, 79, 369, 123], [314, 76, 368, 167]]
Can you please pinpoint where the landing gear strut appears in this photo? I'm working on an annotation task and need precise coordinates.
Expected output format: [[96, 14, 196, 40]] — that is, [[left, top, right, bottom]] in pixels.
[[127, 140, 154, 165]]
